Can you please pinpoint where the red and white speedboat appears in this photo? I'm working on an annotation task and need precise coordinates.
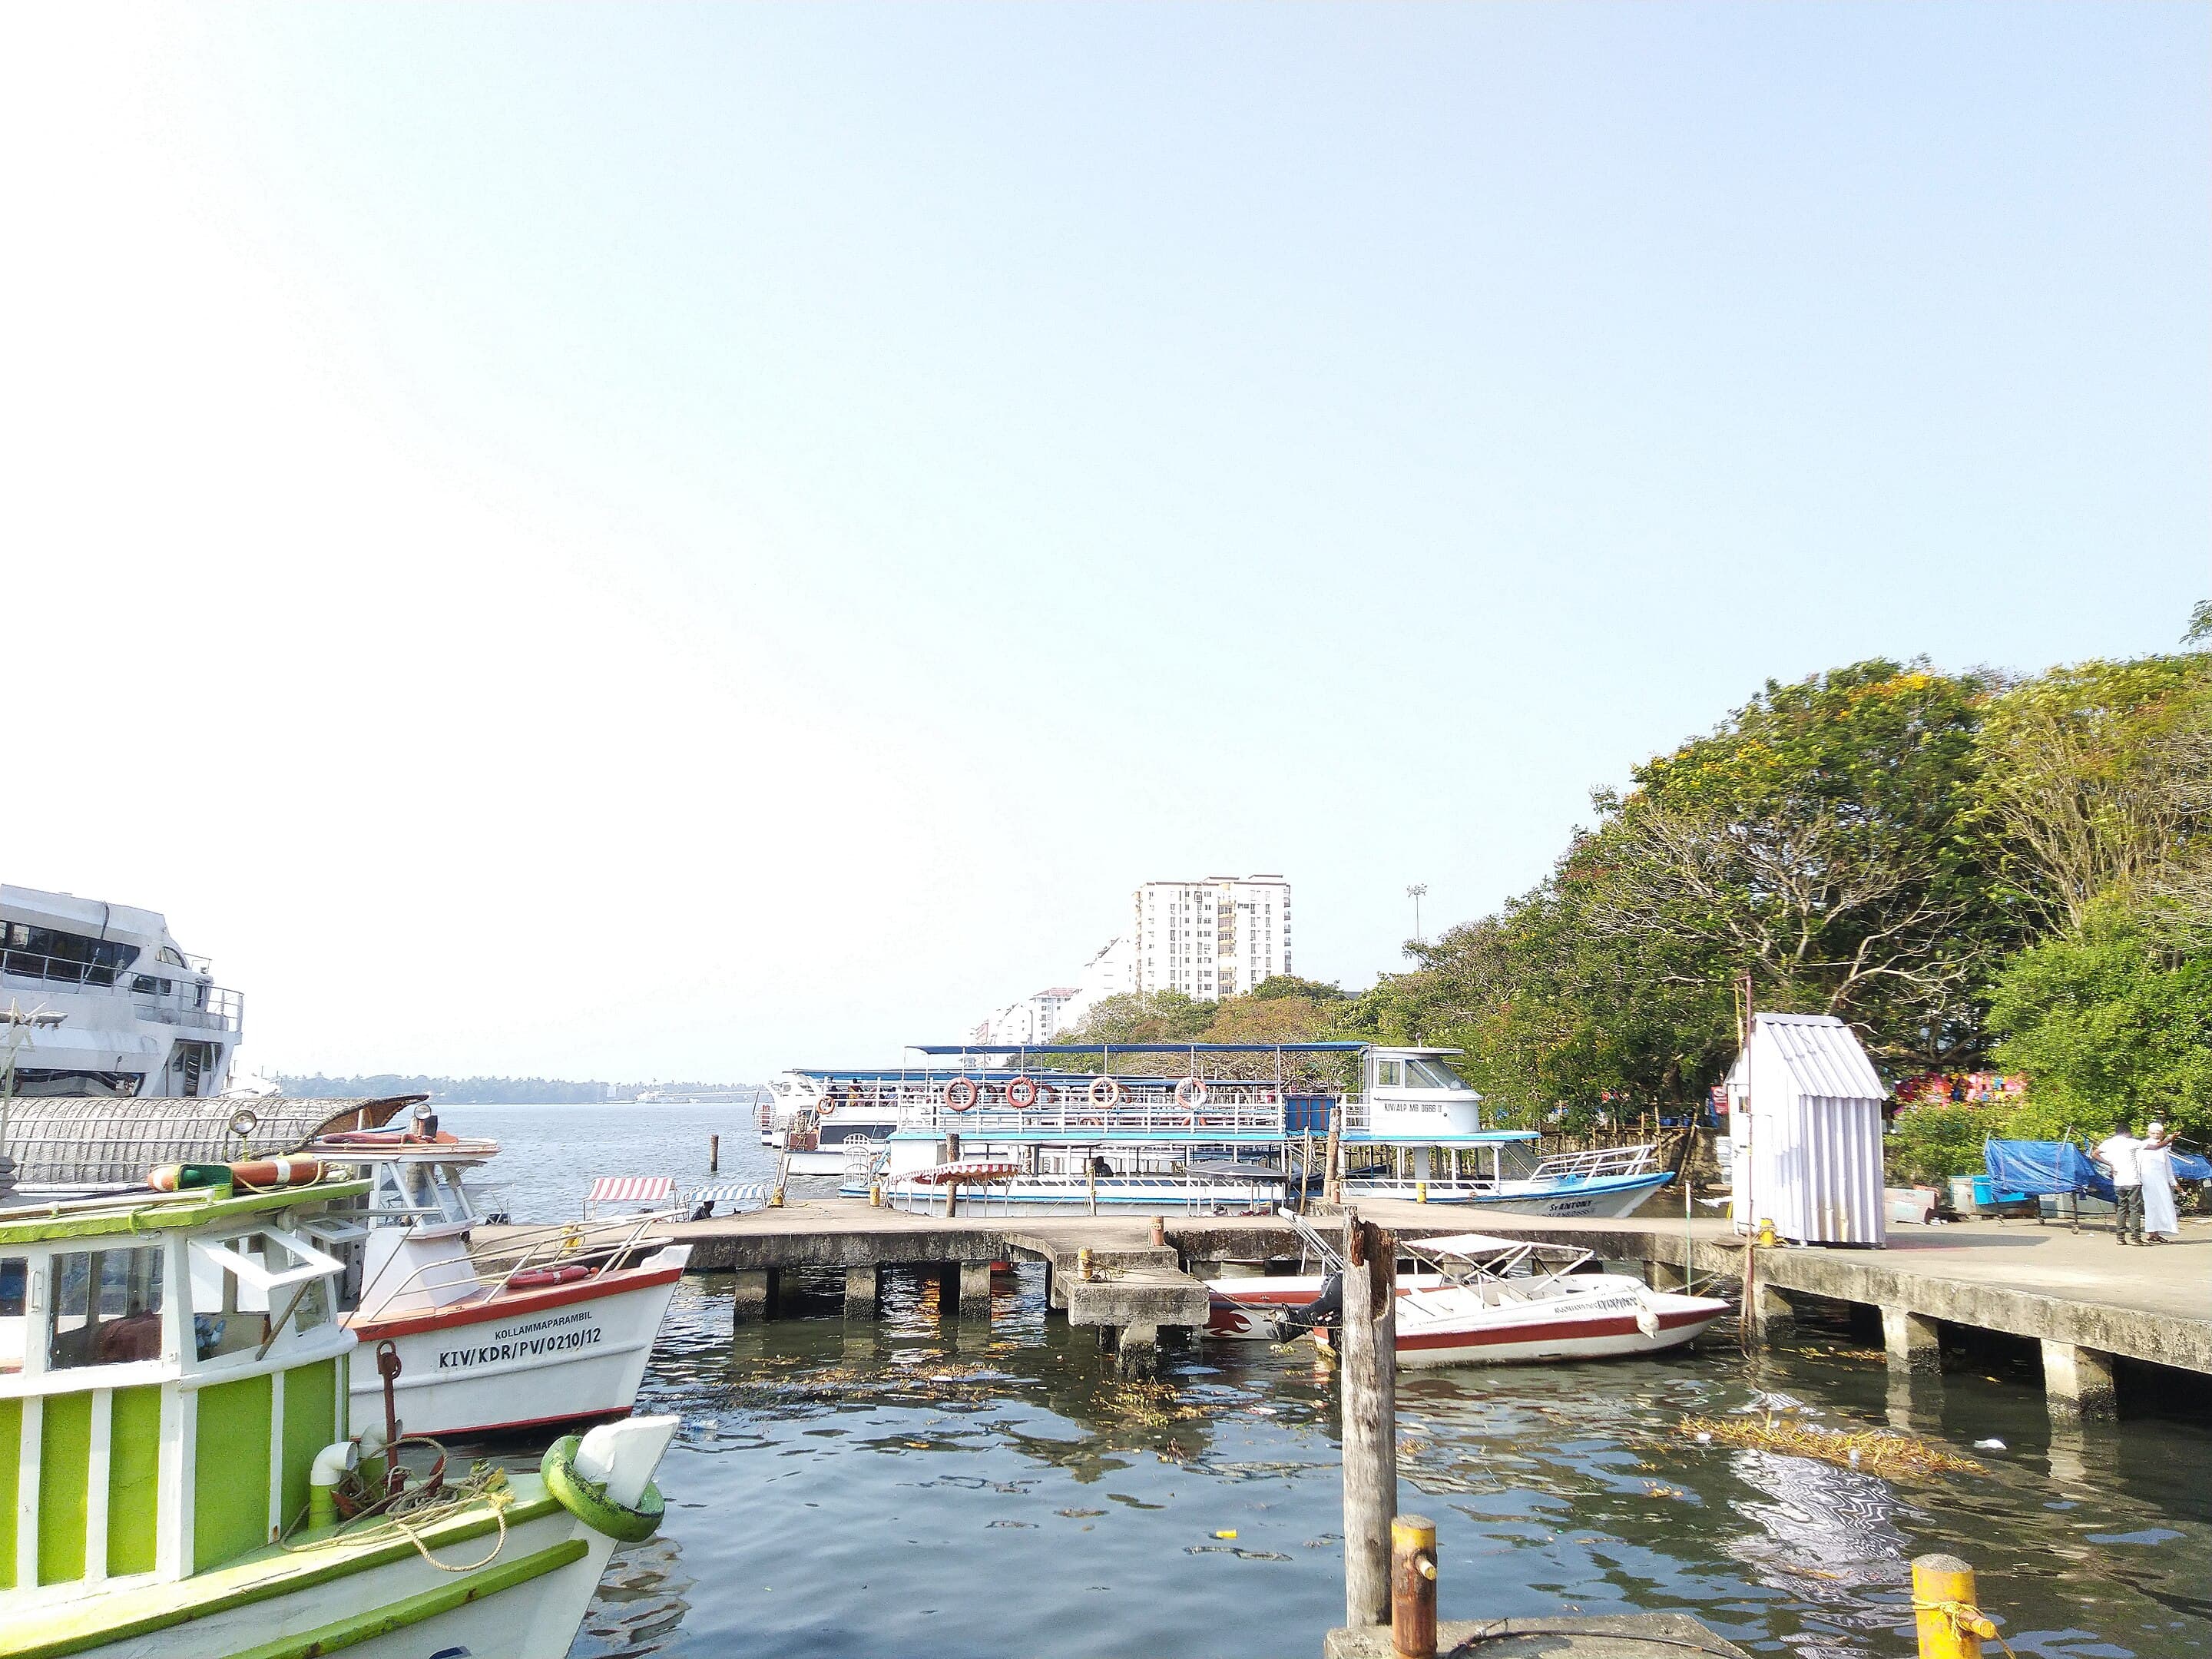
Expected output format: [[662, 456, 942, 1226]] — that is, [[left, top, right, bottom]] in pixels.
[[1205, 1221, 1726, 1363], [311, 1123, 690, 1439], [1388, 1233, 1727, 1366]]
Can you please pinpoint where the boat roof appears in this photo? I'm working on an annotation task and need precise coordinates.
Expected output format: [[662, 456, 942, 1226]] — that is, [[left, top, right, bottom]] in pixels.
[[0, 1177, 373, 1247]]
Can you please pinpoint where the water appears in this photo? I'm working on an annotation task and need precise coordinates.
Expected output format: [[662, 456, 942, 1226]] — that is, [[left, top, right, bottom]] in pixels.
[[442, 1104, 2212, 1658]]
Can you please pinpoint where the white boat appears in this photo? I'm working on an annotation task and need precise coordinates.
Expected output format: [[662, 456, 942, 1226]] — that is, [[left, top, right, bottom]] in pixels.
[[310, 1121, 694, 1439], [1207, 1217, 1727, 1363], [1339, 1144, 1675, 1219], [1, 884, 243, 1098], [875, 1141, 1289, 1217], [0, 1171, 679, 1658], [1388, 1233, 1727, 1365]]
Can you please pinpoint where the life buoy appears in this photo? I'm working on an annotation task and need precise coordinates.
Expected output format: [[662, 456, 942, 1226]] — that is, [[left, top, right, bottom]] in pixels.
[[542, 1434, 665, 1544], [819, 1094, 837, 1118], [1005, 1077, 1040, 1110], [151, 1157, 323, 1193], [1175, 1076, 1209, 1111], [945, 1078, 980, 1112], [1088, 1076, 1125, 1108]]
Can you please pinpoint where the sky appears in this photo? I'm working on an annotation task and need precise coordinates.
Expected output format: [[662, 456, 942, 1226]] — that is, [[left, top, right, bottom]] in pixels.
[[5, 5, 2207, 1083]]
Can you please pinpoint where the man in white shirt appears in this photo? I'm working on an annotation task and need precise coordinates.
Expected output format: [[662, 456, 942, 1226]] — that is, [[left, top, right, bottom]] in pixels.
[[2093, 1128, 2147, 1245]]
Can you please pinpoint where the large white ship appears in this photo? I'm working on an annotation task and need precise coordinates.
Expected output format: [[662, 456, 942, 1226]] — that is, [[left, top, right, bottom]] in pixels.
[[0, 884, 242, 1096]]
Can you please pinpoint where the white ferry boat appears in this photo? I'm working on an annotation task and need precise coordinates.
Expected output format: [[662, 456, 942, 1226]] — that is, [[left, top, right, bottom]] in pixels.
[[1, 884, 243, 1098]]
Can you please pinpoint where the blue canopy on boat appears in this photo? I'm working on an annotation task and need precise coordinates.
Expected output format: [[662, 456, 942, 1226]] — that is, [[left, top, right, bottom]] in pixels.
[[1983, 1139, 2112, 1200]]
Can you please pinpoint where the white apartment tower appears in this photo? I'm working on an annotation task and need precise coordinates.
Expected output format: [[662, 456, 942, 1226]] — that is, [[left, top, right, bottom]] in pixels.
[[1134, 874, 1291, 1002]]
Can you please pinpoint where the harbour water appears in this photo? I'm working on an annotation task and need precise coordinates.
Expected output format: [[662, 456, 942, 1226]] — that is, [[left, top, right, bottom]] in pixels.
[[445, 1104, 2212, 1659]]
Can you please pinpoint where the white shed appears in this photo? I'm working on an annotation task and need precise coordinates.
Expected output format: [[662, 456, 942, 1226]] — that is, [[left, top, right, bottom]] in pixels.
[[1724, 1012, 1889, 1247]]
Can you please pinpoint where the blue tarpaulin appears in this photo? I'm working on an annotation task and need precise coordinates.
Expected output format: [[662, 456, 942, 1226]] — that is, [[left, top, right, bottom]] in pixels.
[[1984, 1139, 2114, 1201]]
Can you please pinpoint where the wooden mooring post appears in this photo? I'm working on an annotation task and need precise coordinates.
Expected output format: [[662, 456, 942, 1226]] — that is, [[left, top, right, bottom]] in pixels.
[[709, 1133, 720, 1174], [1341, 1208, 1398, 1628]]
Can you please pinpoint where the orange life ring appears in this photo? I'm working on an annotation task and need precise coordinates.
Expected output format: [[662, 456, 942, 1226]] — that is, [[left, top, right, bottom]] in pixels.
[[1174, 1076, 1209, 1111], [1006, 1077, 1040, 1110], [819, 1094, 837, 1118], [945, 1078, 979, 1112], [1088, 1076, 1124, 1108]]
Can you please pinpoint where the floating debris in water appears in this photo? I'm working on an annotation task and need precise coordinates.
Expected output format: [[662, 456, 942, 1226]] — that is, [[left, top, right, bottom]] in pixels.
[[1975, 1438, 2007, 1451], [1678, 1415, 1982, 1479], [1057, 1508, 1106, 1518]]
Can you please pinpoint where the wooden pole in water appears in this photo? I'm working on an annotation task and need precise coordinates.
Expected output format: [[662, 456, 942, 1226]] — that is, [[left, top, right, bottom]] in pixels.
[[1391, 1514, 1438, 1659], [709, 1134, 720, 1174], [1341, 1209, 1397, 1628]]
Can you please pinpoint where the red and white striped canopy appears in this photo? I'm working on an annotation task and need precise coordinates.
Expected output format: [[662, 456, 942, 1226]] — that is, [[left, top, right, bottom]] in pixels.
[[587, 1176, 675, 1204], [907, 1160, 1021, 1187]]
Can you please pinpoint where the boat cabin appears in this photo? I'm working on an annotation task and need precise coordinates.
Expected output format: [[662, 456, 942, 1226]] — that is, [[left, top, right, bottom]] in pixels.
[[0, 1181, 363, 1594], [1356, 1047, 1483, 1137]]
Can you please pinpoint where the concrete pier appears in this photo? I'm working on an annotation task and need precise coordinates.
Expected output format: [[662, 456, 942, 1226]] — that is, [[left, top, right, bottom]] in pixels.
[[958, 1259, 993, 1320], [657, 1199, 2211, 1415]]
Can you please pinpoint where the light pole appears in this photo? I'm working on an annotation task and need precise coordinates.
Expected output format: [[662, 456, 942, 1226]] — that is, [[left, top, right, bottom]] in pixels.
[[1406, 883, 1429, 945]]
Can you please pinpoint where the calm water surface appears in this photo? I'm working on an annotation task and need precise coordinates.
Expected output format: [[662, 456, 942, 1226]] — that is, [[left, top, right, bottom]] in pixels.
[[445, 1104, 2212, 1659]]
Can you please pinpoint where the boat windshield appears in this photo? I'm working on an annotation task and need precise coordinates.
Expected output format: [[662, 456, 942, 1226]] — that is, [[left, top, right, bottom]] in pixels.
[[1405, 1057, 1469, 1090]]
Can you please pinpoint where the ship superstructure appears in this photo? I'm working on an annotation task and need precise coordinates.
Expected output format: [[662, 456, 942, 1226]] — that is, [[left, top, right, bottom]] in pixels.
[[0, 883, 242, 1097]]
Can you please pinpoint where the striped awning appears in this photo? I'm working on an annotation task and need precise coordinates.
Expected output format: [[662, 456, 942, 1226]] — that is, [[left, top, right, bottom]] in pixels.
[[587, 1176, 675, 1204], [907, 1160, 1021, 1187]]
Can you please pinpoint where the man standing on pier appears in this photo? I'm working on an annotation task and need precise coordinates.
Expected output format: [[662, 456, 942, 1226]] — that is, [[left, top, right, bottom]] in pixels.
[[2092, 1127, 2148, 1245]]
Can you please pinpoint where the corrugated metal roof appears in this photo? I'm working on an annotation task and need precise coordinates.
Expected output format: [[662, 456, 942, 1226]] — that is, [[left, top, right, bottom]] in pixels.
[[2, 1094, 420, 1184], [1753, 1013, 1887, 1102]]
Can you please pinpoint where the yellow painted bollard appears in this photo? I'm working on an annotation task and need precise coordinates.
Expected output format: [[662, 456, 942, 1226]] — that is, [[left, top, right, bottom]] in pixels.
[[1416, 1181, 1428, 1204], [1078, 1246, 1095, 1283], [1912, 1553, 1995, 1658], [1390, 1514, 1438, 1659], [869, 1182, 883, 1207], [769, 1185, 785, 1209], [1757, 1217, 1777, 1249]]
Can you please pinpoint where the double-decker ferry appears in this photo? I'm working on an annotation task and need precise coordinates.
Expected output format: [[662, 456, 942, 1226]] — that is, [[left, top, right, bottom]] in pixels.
[[1, 884, 243, 1098]]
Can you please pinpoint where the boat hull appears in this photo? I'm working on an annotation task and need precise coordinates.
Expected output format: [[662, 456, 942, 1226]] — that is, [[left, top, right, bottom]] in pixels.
[[2, 1455, 671, 1659], [1204, 1273, 1455, 1339], [346, 1250, 687, 1439], [1339, 1171, 1673, 1219], [1395, 1283, 1727, 1367]]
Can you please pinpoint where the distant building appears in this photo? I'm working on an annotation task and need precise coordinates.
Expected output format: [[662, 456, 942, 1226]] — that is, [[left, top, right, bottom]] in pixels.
[[1134, 874, 1290, 1002], [977, 985, 1084, 1047], [1055, 935, 1134, 1031]]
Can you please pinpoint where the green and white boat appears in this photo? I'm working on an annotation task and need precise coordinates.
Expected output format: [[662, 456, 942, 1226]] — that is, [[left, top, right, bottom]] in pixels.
[[0, 1174, 677, 1659]]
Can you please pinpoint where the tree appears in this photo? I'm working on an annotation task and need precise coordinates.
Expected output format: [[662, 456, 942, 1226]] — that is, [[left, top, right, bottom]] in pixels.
[[1578, 661, 2010, 1068], [1250, 974, 1348, 1002], [2187, 600, 2211, 646], [1055, 989, 1215, 1045], [1987, 898, 2212, 1144], [1975, 654, 2212, 932]]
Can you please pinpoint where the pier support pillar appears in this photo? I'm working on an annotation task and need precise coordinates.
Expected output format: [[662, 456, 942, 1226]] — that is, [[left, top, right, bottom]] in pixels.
[[1647, 1260, 1688, 1293], [1744, 1283, 1793, 1346], [1111, 1323, 1160, 1379], [844, 1264, 879, 1318], [2041, 1340, 2117, 1422], [1882, 1306, 1942, 1376], [959, 1260, 993, 1320], [732, 1269, 777, 1323]]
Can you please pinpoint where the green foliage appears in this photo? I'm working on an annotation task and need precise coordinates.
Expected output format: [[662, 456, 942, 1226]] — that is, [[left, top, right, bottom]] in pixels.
[[1055, 990, 1217, 1045], [2188, 600, 2212, 646], [1250, 974, 1347, 1002], [1987, 899, 2212, 1144], [1885, 1104, 2009, 1186]]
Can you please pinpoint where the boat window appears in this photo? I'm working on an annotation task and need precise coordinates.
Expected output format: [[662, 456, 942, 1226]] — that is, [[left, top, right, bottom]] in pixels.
[[189, 1228, 344, 1361], [0, 1256, 25, 1373], [1375, 1060, 1402, 1087], [1406, 1058, 1469, 1090], [0, 925, 141, 987], [157, 945, 187, 966], [49, 1246, 167, 1369]]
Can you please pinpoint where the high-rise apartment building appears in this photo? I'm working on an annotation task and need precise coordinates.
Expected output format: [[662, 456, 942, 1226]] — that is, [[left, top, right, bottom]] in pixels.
[[1133, 874, 1291, 1002]]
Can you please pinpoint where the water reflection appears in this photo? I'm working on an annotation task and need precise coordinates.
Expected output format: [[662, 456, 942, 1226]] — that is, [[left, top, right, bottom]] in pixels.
[[565, 1269, 2211, 1658]]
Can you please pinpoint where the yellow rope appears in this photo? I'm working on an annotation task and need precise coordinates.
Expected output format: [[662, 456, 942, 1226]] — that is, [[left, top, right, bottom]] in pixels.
[[283, 1459, 517, 1573], [1913, 1596, 2018, 1658]]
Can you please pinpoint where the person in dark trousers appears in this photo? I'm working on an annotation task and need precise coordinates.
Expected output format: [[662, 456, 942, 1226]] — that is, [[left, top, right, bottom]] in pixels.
[[2093, 1127, 2148, 1244]]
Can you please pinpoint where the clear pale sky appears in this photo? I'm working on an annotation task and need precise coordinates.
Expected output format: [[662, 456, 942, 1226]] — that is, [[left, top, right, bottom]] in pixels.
[[7, 6, 2206, 1082]]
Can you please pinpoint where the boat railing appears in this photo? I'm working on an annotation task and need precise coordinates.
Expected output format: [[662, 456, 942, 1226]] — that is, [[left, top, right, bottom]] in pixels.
[[358, 1213, 671, 1315], [926, 1170, 1285, 1217], [130, 982, 243, 1032], [896, 1094, 1290, 1137], [1528, 1144, 1658, 1181]]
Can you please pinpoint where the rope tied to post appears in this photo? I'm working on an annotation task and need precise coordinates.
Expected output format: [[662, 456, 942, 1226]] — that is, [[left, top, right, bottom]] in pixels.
[[1912, 1597, 2017, 1658]]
